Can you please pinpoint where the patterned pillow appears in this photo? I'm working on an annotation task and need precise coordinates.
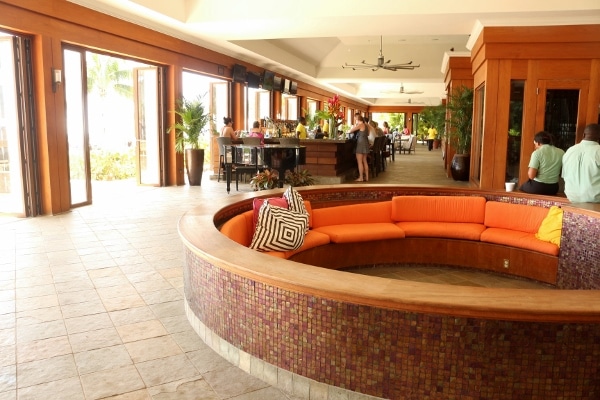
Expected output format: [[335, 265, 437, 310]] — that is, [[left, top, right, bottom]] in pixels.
[[250, 201, 308, 251], [283, 186, 309, 233], [252, 197, 289, 231]]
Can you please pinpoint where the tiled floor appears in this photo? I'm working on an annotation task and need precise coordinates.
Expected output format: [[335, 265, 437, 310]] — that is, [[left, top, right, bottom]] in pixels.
[[0, 147, 548, 399]]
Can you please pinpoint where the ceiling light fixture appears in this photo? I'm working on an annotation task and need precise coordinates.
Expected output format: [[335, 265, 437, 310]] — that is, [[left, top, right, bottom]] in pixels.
[[342, 36, 420, 72]]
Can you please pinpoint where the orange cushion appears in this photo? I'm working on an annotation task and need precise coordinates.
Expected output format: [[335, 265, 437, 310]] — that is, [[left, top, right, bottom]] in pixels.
[[219, 210, 254, 246], [396, 222, 486, 240], [264, 230, 331, 258], [480, 228, 559, 256], [313, 223, 405, 243], [304, 200, 313, 228], [312, 202, 393, 228], [391, 195, 486, 223], [484, 202, 549, 233]]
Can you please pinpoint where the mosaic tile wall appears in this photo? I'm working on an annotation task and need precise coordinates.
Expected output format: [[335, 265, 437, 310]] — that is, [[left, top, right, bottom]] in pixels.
[[557, 210, 600, 289], [184, 250, 600, 399], [194, 188, 599, 399]]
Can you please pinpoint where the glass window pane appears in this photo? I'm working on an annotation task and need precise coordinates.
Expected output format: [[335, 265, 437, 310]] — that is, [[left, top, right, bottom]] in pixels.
[[506, 81, 524, 182], [544, 89, 579, 152]]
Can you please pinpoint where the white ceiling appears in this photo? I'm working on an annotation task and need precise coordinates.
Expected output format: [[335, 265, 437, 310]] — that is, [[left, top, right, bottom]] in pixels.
[[68, 0, 600, 107]]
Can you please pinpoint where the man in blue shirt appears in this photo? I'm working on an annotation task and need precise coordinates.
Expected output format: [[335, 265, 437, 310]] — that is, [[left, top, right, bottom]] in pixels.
[[561, 123, 600, 203]]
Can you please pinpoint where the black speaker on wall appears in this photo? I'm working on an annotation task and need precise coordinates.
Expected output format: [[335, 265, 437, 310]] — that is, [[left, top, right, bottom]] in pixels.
[[232, 64, 247, 83], [262, 70, 274, 90], [246, 72, 260, 88]]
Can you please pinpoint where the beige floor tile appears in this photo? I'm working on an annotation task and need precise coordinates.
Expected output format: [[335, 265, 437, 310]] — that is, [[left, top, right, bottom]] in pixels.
[[15, 284, 55, 300], [102, 389, 151, 400], [15, 276, 53, 290], [0, 390, 15, 400], [0, 345, 15, 367], [15, 294, 58, 313], [0, 290, 14, 303], [69, 327, 122, 353], [102, 294, 146, 312], [0, 328, 14, 347], [91, 274, 130, 289], [156, 268, 182, 279], [0, 314, 14, 330], [96, 284, 139, 300], [16, 376, 84, 400], [16, 335, 72, 364], [139, 289, 182, 306], [186, 346, 232, 374], [16, 306, 62, 326], [64, 313, 114, 335], [0, 364, 16, 392], [124, 335, 182, 363], [148, 301, 185, 319], [17, 354, 77, 389], [52, 271, 90, 284], [132, 279, 173, 294], [116, 320, 168, 343], [16, 319, 66, 343], [202, 365, 269, 399], [170, 329, 204, 353], [61, 299, 106, 319], [109, 306, 156, 327], [135, 354, 198, 387], [148, 376, 218, 400], [74, 344, 133, 375], [82, 258, 118, 270], [57, 289, 101, 306], [80, 364, 145, 400], [158, 315, 192, 335], [54, 279, 95, 294], [87, 267, 124, 279], [125, 271, 163, 284]]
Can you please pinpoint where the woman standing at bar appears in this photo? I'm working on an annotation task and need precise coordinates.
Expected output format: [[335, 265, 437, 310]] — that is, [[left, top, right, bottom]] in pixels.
[[348, 113, 370, 182]]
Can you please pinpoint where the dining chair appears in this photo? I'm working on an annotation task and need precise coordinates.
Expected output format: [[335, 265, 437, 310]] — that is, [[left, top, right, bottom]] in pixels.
[[216, 136, 232, 182]]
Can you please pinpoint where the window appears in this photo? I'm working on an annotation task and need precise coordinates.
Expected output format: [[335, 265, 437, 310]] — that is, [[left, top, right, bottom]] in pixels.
[[281, 93, 298, 121], [506, 81, 524, 182], [247, 87, 270, 129]]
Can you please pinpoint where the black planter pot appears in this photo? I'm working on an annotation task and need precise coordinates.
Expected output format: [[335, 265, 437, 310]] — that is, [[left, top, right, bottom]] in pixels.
[[451, 153, 470, 181], [185, 148, 204, 186]]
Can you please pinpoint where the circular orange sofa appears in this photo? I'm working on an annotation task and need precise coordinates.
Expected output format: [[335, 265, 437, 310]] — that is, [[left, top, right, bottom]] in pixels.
[[179, 185, 600, 400]]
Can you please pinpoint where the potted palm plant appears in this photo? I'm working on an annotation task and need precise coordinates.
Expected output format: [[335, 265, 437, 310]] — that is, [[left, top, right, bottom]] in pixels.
[[168, 95, 211, 186], [445, 85, 474, 181]]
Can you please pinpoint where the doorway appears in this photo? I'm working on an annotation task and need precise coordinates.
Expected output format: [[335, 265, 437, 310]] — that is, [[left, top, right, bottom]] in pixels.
[[63, 48, 164, 208]]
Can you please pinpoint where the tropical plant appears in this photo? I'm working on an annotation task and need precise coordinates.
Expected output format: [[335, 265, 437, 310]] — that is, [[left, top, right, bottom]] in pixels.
[[250, 169, 280, 191], [302, 108, 319, 130], [167, 95, 212, 153], [445, 85, 474, 154], [87, 54, 132, 98], [420, 104, 446, 139], [284, 169, 314, 187]]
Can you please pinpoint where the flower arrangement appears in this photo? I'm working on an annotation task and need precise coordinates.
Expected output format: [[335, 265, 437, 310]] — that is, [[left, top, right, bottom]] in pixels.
[[326, 94, 344, 121]]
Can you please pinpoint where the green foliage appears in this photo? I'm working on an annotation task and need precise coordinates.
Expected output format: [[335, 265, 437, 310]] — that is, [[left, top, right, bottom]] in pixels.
[[388, 113, 405, 132], [250, 169, 279, 191], [284, 169, 314, 187], [445, 85, 474, 154], [302, 108, 318, 130], [168, 95, 212, 153], [90, 149, 136, 180], [87, 54, 133, 99], [420, 104, 446, 139]]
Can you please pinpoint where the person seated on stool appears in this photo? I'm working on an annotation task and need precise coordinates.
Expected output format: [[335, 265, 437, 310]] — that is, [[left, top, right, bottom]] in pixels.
[[248, 121, 264, 144], [519, 131, 564, 195], [314, 126, 325, 139]]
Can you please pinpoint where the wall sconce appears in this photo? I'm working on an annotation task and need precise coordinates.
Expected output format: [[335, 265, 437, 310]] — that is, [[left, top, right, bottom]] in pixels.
[[52, 68, 62, 92]]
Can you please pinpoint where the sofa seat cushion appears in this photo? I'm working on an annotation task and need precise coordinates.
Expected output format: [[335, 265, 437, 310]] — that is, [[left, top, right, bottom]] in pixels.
[[396, 222, 486, 240], [480, 228, 559, 256], [313, 223, 405, 243], [264, 230, 331, 258], [391, 195, 486, 223], [312, 201, 393, 228]]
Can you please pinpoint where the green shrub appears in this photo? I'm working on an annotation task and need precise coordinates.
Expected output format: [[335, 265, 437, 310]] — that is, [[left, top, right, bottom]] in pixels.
[[91, 149, 136, 180]]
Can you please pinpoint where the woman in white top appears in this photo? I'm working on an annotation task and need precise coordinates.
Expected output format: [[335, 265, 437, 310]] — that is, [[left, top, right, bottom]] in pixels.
[[220, 117, 237, 140]]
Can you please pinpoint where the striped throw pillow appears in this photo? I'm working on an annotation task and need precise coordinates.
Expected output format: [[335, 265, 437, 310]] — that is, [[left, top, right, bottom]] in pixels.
[[249, 201, 309, 251]]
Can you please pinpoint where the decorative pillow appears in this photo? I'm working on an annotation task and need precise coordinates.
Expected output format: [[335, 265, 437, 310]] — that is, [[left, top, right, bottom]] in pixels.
[[250, 202, 309, 251], [252, 197, 288, 231], [283, 186, 309, 233], [535, 206, 563, 246]]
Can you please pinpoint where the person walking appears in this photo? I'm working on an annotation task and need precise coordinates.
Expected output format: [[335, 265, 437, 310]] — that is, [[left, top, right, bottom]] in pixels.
[[427, 125, 437, 151], [561, 123, 600, 203], [519, 131, 564, 195]]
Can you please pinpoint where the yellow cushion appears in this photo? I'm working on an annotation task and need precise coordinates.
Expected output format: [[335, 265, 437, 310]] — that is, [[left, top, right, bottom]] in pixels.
[[535, 206, 564, 246]]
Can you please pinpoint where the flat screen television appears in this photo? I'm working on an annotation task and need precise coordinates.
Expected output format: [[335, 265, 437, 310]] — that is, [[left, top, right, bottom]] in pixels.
[[232, 64, 247, 83], [262, 70, 274, 90], [273, 76, 283, 92], [246, 72, 260, 88], [283, 79, 291, 94], [290, 81, 298, 95]]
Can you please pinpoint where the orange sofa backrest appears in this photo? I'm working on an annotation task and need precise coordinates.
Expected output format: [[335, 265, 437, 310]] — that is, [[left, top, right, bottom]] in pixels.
[[312, 201, 393, 228], [484, 201, 548, 233], [391, 196, 486, 223], [220, 210, 254, 246]]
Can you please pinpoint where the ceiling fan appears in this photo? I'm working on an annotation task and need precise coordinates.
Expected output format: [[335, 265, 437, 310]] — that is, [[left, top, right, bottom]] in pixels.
[[382, 83, 424, 94], [342, 36, 420, 71], [395, 98, 425, 105]]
